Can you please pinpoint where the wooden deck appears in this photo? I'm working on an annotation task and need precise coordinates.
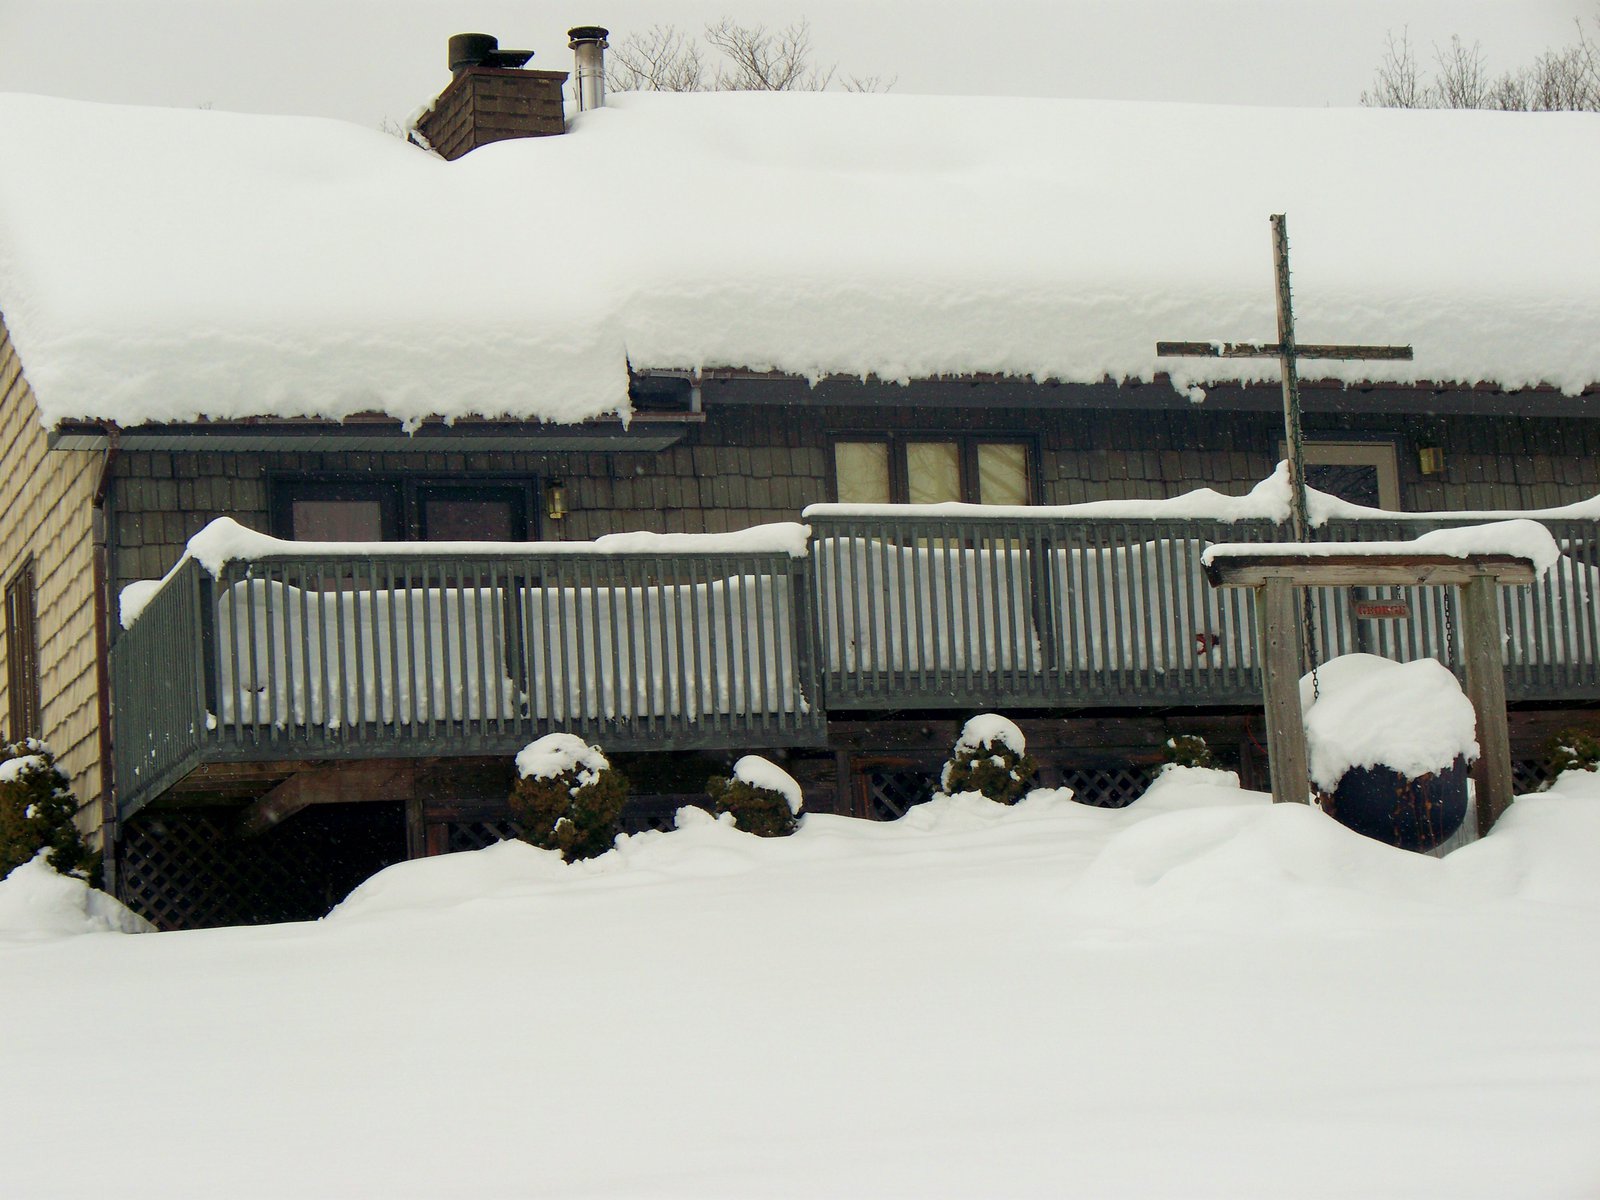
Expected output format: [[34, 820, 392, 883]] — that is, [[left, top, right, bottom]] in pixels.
[[109, 510, 1600, 821]]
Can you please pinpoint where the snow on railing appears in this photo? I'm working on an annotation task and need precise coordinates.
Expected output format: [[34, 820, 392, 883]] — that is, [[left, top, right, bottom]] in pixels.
[[109, 477, 1600, 818], [110, 524, 823, 817]]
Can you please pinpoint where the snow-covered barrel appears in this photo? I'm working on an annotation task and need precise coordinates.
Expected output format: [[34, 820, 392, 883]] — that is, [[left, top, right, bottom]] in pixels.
[[1301, 655, 1477, 852]]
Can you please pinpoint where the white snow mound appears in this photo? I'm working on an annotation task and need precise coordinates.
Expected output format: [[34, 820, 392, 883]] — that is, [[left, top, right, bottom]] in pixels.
[[0, 855, 153, 937]]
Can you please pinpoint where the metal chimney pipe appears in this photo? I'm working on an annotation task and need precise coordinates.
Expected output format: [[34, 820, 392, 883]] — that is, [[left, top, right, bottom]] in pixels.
[[568, 26, 609, 111]]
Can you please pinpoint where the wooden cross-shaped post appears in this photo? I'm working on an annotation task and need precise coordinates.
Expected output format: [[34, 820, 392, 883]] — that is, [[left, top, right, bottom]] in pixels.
[[1158, 214, 1415, 543]]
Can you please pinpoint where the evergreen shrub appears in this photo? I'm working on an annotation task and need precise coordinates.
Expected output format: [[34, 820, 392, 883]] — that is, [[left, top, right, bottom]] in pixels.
[[1162, 734, 1217, 771], [938, 715, 1037, 805], [1543, 727, 1600, 785], [705, 756, 802, 837], [508, 734, 629, 861], [0, 739, 97, 883]]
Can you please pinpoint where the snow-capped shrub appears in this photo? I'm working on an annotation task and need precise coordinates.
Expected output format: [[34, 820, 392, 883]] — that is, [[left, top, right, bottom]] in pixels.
[[508, 734, 629, 862], [938, 715, 1037, 805], [1542, 727, 1600, 785], [705, 755, 803, 837], [1161, 734, 1216, 771], [0, 740, 97, 884]]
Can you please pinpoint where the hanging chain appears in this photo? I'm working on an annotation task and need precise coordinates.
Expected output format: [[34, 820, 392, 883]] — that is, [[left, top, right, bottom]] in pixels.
[[1302, 587, 1321, 702], [1443, 586, 1456, 669]]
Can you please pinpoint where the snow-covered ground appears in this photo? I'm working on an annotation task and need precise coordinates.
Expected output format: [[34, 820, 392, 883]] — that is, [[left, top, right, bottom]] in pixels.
[[3, 768, 1598, 1198]]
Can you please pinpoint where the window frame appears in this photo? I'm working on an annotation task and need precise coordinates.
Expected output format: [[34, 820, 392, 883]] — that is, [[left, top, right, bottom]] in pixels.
[[1290, 439, 1403, 511], [5, 558, 41, 741], [269, 475, 540, 542], [828, 434, 1039, 506]]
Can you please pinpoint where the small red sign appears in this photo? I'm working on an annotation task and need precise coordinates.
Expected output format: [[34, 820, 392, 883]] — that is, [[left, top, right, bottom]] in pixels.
[[1353, 599, 1411, 620]]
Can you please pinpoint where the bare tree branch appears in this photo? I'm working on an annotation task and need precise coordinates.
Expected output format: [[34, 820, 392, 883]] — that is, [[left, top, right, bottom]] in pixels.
[[1363, 13, 1600, 111], [1433, 35, 1489, 108], [607, 25, 707, 93], [705, 19, 831, 91], [607, 18, 890, 95], [1360, 28, 1427, 107]]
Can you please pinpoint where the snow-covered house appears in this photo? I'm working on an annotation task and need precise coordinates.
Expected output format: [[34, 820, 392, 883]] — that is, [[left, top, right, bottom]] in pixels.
[[2, 30, 1599, 925]]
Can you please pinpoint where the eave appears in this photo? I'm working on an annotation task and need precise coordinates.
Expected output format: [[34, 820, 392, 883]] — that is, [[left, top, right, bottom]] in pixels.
[[671, 371, 1600, 416], [47, 413, 699, 454]]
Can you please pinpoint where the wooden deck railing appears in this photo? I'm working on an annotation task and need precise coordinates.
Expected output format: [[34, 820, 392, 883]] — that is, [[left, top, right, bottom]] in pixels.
[[807, 511, 1600, 710], [808, 514, 1271, 708], [111, 511, 1600, 820], [111, 544, 824, 819]]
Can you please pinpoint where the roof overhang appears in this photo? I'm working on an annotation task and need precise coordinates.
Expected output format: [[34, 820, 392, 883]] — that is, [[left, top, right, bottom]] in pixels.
[[686, 372, 1600, 415], [48, 414, 697, 454]]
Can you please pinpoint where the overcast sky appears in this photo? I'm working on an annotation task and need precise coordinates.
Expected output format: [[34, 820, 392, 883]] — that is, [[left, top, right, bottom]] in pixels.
[[0, 1, 1588, 127]]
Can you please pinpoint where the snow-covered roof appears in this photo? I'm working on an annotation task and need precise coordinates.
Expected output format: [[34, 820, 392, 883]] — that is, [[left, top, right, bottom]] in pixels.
[[1, 89, 1597, 429]]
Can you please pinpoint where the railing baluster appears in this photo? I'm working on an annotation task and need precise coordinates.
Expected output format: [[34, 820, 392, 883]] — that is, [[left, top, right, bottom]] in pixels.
[[680, 555, 696, 736]]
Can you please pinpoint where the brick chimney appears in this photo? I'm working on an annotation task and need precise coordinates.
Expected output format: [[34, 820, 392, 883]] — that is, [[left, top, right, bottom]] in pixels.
[[412, 34, 568, 161]]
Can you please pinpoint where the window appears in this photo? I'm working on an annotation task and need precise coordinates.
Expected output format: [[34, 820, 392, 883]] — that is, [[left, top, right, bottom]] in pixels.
[[1293, 441, 1402, 510], [271, 479, 534, 543], [832, 437, 1035, 505], [279, 482, 401, 542], [418, 486, 529, 541], [5, 560, 41, 740]]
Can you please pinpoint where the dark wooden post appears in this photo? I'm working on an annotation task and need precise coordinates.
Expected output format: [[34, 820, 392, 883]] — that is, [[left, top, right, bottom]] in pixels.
[[1458, 574, 1516, 835], [1270, 214, 1311, 544], [1257, 577, 1310, 804]]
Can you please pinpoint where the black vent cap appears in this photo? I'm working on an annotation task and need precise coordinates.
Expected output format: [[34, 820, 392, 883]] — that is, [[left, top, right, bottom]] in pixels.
[[449, 32, 534, 76]]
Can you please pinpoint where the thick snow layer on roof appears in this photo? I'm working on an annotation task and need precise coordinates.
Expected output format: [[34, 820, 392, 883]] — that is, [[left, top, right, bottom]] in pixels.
[[1, 91, 1598, 427]]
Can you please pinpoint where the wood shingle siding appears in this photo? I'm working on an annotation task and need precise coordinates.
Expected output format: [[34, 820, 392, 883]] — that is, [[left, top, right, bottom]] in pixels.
[[106, 394, 1600, 595], [0, 316, 104, 839]]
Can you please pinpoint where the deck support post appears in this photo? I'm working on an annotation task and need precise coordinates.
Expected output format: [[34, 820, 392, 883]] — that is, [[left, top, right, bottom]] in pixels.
[[1257, 577, 1310, 804], [1459, 575, 1516, 835], [405, 794, 427, 860]]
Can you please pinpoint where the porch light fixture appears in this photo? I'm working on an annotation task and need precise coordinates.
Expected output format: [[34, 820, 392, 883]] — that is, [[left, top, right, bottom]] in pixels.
[[545, 481, 568, 521], [1418, 446, 1444, 476]]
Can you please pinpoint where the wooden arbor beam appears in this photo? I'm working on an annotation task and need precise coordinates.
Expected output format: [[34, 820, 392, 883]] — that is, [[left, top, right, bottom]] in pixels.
[[236, 761, 417, 838], [1155, 341, 1415, 362], [1203, 554, 1538, 590]]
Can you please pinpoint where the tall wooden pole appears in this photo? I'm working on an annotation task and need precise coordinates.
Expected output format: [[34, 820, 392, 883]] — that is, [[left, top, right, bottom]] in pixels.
[[1459, 574, 1517, 834], [1258, 577, 1311, 804], [1271, 214, 1311, 545]]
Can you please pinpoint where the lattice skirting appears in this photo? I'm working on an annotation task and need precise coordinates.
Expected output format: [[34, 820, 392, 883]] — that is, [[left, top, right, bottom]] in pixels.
[[120, 759, 1555, 929], [856, 759, 1155, 820], [1512, 758, 1553, 795], [119, 803, 406, 931]]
